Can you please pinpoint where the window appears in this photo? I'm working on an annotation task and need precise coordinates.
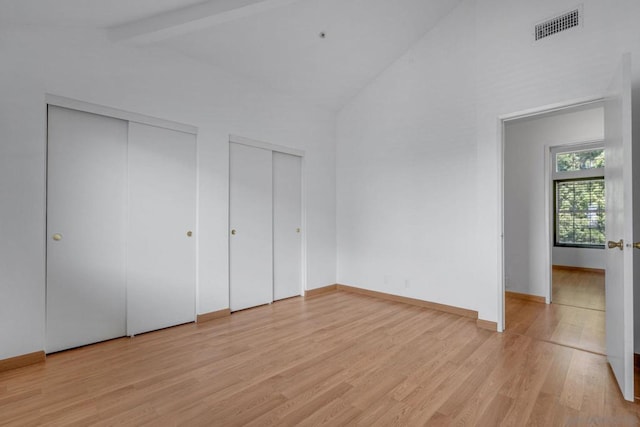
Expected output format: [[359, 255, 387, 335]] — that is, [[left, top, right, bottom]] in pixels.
[[552, 145, 605, 248], [555, 178, 605, 246], [555, 148, 605, 172]]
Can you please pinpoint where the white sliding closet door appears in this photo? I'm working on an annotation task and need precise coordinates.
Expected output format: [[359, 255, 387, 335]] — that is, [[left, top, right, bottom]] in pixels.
[[127, 123, 196, 335], [46, 106, 127, 353], [273, 152, 302, 301], [229, 143, 273, 311]]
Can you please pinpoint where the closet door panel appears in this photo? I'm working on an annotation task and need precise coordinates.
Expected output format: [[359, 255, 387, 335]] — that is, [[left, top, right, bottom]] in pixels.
[[127, 123, 196, 335], [46, 106, 127, 353], [229, 143, 273, 311], [273, 152, 303, 301]]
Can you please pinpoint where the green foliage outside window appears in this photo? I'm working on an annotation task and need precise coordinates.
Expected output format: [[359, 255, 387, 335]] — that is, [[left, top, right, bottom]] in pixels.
[[556, 148, 605, 172], [555, 179, 605, 247], [554, 147, 605, 248]]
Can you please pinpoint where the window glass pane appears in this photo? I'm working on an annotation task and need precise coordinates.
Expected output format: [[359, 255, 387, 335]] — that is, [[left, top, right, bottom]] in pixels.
[[555, 178, 605, 247], [556, 148, 605, 172]]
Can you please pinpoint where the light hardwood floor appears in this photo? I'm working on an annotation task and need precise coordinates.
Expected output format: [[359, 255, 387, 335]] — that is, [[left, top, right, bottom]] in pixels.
[[552, 267, 605, 311], [505, 293, 605, 355], [1, 290, 638, 426], [511, 268, 640, 402], [506, 268, 605, 356]]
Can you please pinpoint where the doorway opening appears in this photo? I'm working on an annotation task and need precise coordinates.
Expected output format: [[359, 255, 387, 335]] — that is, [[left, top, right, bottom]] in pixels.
[[499, 54, 635, 402], [501, 100, 606, 356], [549, 141, 606, 316]]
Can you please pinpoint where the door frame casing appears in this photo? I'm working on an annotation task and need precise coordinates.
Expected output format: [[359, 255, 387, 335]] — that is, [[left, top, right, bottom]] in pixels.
[[497, 95, 603, 332], [228, 135, 307, 305]]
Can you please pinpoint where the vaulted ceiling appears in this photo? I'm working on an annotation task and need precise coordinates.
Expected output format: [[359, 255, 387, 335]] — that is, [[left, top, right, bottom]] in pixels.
[[1, 0, 462, 110]]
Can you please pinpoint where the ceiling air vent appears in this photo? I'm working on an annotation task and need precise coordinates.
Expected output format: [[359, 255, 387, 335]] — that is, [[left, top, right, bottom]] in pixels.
[[535, 8, 580, 41]]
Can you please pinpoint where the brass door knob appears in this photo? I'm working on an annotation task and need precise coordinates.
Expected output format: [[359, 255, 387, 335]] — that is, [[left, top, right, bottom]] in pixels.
[[231, 229, 237, 235], [52, 233, 63, 241], [187, 231, 193, 237], [633, 242, 640, 250], [608, 239, 624, 250]]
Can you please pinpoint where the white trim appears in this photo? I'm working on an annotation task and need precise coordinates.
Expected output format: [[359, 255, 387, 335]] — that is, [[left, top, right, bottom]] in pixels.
[[553, 168, 604, 182], [497, 118, 505, 332], [300, 155, 308, 295], [228, 144, 232, 311], [45, 94, 198, 135], [43, 103, 49, 345], [551, 139, 604, 154], [499, 97, 601, 122], [544, 145, 552, 304], [498, 95, 604, 332], [194, 131, 200, 319], [230, 134, 305, 157]]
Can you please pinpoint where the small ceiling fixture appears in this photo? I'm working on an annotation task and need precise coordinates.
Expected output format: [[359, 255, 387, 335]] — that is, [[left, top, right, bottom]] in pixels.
[[319, 32, 326, 39]]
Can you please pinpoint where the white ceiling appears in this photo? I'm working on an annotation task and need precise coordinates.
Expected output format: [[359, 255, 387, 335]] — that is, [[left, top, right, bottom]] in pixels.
[[1, 0, 461, 111], [0, 0, 207, 28]]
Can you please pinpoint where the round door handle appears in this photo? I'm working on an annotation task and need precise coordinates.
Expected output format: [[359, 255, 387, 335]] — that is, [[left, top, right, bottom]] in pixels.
[[231, 229, 237, 235], [608, 239, 624, 250], [52, 233, 63, 241], [633, 242, 640, 250], [187, 231, 193, 237]]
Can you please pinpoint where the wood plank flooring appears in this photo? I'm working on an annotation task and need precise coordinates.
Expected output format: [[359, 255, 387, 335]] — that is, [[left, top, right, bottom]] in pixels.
[[552, 267, 605, 311], [506, 267, 605, 355], [505, 294, 605, 355], [1, 291, 638, 426]]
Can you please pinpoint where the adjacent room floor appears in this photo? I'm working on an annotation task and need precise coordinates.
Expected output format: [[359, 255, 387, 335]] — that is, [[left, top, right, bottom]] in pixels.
[[552, 267, 605, 312], [507, 267, 640, 404], [1, 288, 638, 426], [506, 268, 605, 356]]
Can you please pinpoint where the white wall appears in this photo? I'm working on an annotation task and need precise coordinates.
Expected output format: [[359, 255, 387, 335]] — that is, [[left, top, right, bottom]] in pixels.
[[0, 26, 337, 360], [553, 247, 605, 270], [337, 0, 640, 327], [475, 0, 640, 326], [4, 1, 640, 360], [504, 107, 604, 297], [337, 0, 479, 315]]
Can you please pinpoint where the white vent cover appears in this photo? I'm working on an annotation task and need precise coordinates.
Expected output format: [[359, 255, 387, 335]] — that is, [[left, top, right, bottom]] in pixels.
[[535, 8, 580, 40]]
